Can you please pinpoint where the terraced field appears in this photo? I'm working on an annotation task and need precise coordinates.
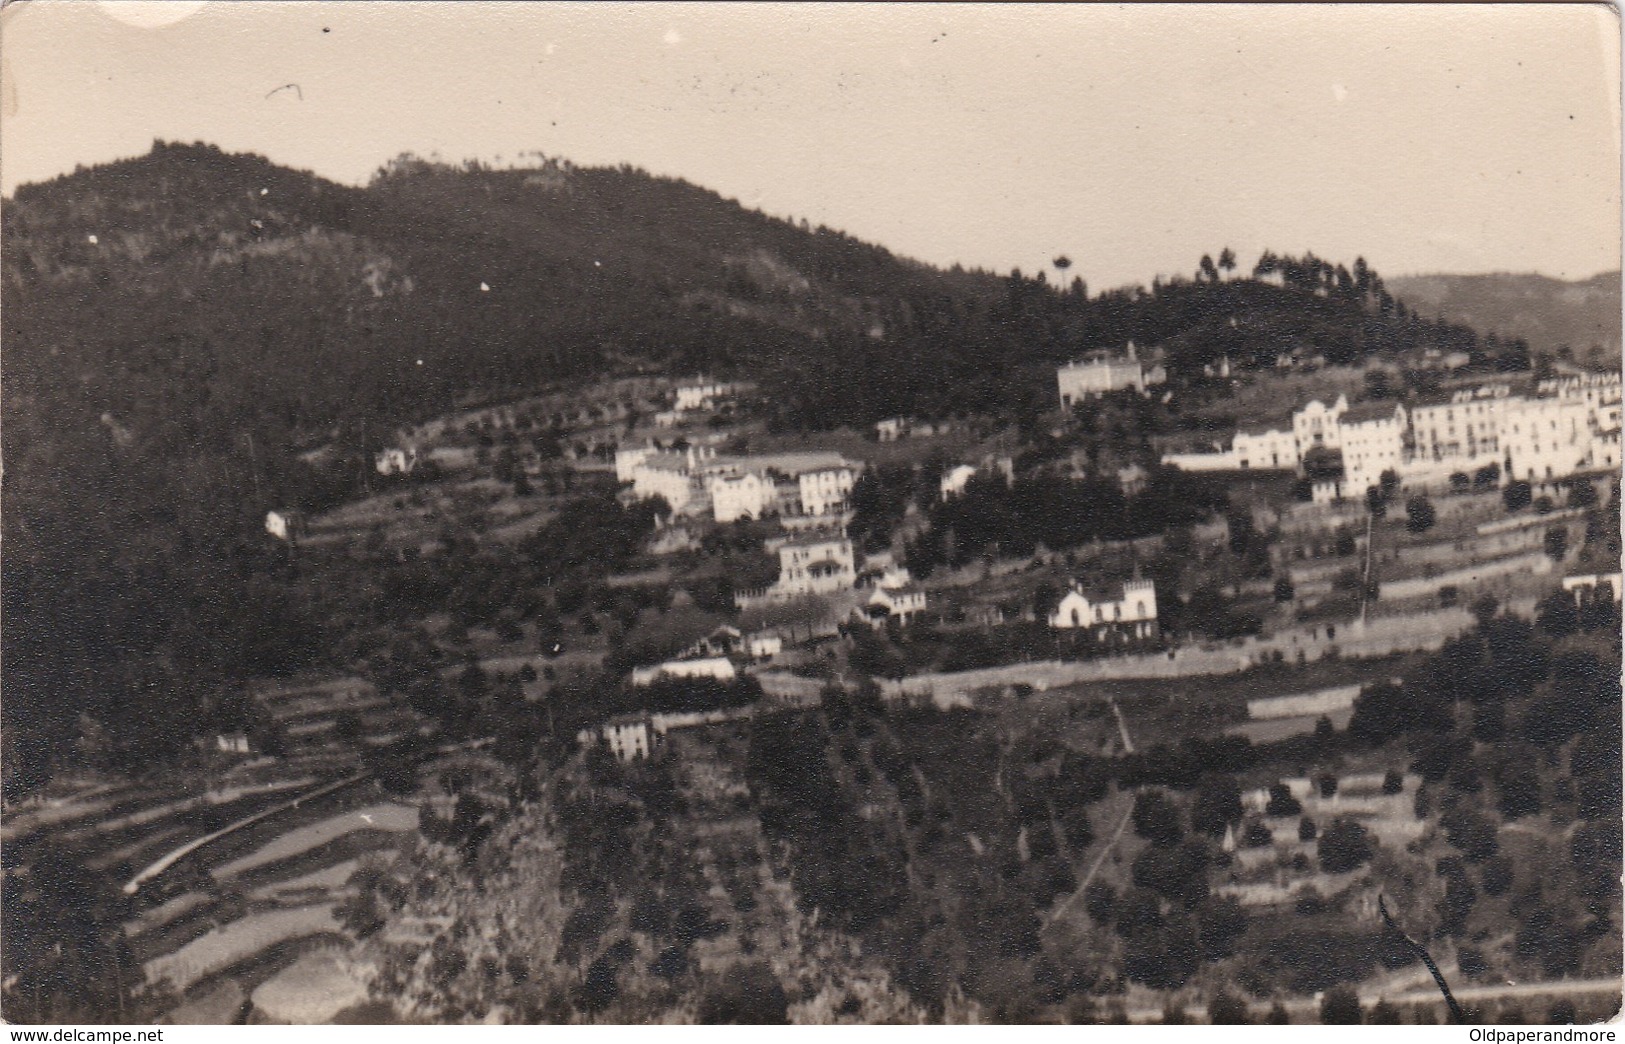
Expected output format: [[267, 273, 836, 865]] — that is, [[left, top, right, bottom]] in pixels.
[[5, 674, 437, 1024]]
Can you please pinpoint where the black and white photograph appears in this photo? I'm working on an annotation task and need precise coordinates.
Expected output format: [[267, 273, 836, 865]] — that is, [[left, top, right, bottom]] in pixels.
[[2, 0, 1621, 1028]]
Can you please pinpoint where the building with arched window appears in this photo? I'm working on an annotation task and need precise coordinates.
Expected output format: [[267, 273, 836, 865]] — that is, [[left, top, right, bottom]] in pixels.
[[1049, 578, 1159, 642]]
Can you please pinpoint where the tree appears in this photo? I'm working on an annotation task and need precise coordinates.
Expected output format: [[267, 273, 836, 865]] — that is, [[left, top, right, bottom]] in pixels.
[[1265, 781, 1303, 818], [1318, 818, 1373, 873], [1266, 1002, 1291, 1025], [1084, 881, 1118, 925], [1405, 496, 1436, 534], [697, 961, 789, 1024], [1217, 247, 1237, 278], [1052, 254, 1073, 289], [1320, 986, 1363, 1024], [1299, 817, 1318, 842], [1366, 484, 1388, 519], [1503, 480, 1532, 512], [1123, 911, 1200, 990], [1369, 1001, 1402, 1024], [1189, 774, 1243, 838], [1543, 526, 1568, 561], [1536, 591, 1579, 637], [1131, 789, 1185, 846], [1131, 840, 1211, 908], [1534, 495, 1555, 515], [1480, 854, 1515, 897], [1208, 990, 1250, 1025], [1273, 576, 1295, 603]]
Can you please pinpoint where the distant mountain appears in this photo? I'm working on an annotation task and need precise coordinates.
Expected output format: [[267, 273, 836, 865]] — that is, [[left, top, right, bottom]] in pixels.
[[1389, 271, 1621, 368]]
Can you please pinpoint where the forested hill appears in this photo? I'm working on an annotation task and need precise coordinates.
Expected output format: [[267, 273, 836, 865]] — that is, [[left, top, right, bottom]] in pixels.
[[1, 141, 1529, 791], [1389, 271, 1622, 369]]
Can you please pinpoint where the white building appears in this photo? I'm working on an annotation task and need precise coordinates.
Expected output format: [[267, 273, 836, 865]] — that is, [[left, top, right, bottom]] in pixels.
[[1056, 344, 1166, 406], [265, 510, 303, 542], [615, 444, 655, 483], [631, 453, 702, 514], [577, 715, 656, 761], [746, 632, 784, 660], [1562, 572, 1622, 606], [1338, 401, 1407, 494], [708, 471, 775, 523], [1540, 371, 1623, 434], [629, 656, 738, 687], [798, 464, 857, 517], [375, 446, 418, 476], [1293, 395, 1349, 453], [940, 464, 978, 500], [863, 567, 928, 626], [1502, 397, 1592, 484], [769, 533, 856, 597], [1407, 384, 1511, 464], [1232, 422, 1300, 471], [875, 417, 910, 442], [674, 381, 736, 412], [1049, 578, 1159, 641]]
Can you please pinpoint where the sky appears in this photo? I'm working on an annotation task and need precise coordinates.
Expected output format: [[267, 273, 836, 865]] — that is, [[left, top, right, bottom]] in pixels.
[[1, 1, 1618, 290]]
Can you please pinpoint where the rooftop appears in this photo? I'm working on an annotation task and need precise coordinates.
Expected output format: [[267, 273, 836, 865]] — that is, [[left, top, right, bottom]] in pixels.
[[769, 530, 851, 551], [1340, 401, 1404, 425], [1235, 417, 1294, 436]]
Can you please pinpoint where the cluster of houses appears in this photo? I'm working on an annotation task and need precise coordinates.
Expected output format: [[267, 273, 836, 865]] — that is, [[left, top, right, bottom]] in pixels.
[[652, 379, 745, 427], [1056, 343, 1168, 406], [1162, 370, 1622, 498], [616, 443, 861, 522]]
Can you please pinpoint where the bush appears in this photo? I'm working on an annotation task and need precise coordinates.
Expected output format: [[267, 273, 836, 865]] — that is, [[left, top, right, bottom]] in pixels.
[[1503, 481, 1532, 512], [1298, 817, 1318, 842]]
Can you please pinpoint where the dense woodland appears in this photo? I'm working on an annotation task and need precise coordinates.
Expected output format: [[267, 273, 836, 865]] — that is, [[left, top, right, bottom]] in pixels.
[[0, 140, 1563, 794]]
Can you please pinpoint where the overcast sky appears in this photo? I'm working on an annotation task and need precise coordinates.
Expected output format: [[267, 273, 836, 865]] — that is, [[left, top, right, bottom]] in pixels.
[[2, 2, 1618, 289]]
